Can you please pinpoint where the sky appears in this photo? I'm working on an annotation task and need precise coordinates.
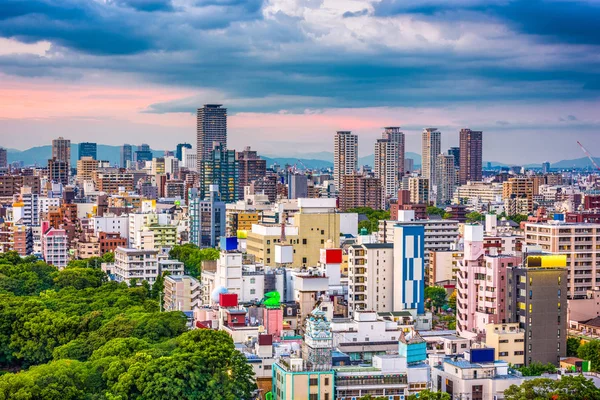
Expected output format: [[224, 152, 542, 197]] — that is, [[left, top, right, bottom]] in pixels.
[[0, 0, 599, 164]]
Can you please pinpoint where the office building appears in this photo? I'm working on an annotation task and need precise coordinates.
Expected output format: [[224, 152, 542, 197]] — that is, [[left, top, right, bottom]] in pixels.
[[237, 146, 266, 198], [78, 142, 97, 160], [48, 158, 69, 185], [288, 173, 308, 200], [189, 186, 226, 248], [404, 158, 415, 174], [436, 154, 456, 205], [250, 175, 277, 203], [200, 145, 239, 203], [338, 174, 382, 211], [135, 144, 153, 163], [120, 144, 133, 167], [374, 138, 399, 204], [524, 222, 600, 298], [52, 137, 71, 165], [348, 243, 394, 315], [333, 130, 358, 190], [176, 143, 192, 161], [542, 161, 551, 174], [0, 148, 7, 169], [506, 254, 567, 366], [448, 147, 460, 168], [196, 104, 227, 167], [421, 128, 441, 196], [382, 126, 405, 177], [76, 156, 98, 183], [459, 128, 483, 184]]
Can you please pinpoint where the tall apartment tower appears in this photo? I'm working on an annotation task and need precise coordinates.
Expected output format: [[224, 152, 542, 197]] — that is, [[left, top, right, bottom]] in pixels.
[[120, 144, 133, 168], [374, 139, 399, 206], [78, 142, 97, 160], [421, 128, 441, 197], [333, 131, 358, 190], [382, 127, 405, 177], [52, 137, 71, 168], [236, 146, 266, 198], [196, 104, 227, 170], [448, 147, 460, 168], [436, 154, 457, 206], [459, 128, 483, 184]]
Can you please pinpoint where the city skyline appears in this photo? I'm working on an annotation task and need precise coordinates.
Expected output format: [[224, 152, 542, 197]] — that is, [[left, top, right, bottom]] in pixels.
[[0, 0, 599, 163]]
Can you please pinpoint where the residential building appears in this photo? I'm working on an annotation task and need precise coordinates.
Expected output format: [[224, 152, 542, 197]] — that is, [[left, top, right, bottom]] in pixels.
[[436, 154, 456, 205], [524, 222, 600, 298], [393, 224, 425, 314], [108, 247, 159, 285], [189, 186, 226, 248], [459, 128, 483, 184], [422, 128, 441, 198], [374, 138, 399, 204], [338, 174, 382, 211], [0, 175, 40, 196], [175, 143, 192, 161], [92, 215, 129, 242], [237, 146, 266, 198], [98, 232, 127, 254], [407, 177, 429, 205], [333, 130, 358, 190], [382, 126, 405, 177], [12, 187, 40, 226], [41, 224, 68, 269], [92, 170, 134, 193], [163, 275, 201, 312], [448, 147, 460, 168], [201, 144, 239, 203], [503, 177, 534, 214], [48, 158, 69, 185], [13, 225, 33, 256], [347, 243, 394, 315], [485, 323, 525, 367], [0, 147, 7, 169], [506, 253, 568, 366], [428, 250, 463, 286], [120, 144, 133, 167], [78, 142, 97, 160], [196, 104, 227, 167], [453, 182, 503, 205], [52, 136, 71, 166]]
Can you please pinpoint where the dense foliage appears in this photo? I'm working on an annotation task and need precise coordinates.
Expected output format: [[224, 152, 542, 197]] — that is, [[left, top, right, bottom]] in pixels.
[[567, 337, 581, 357], [504, 375, 600, 400], [425, 286, 448, 309], [577, 339, 600, 372], [0, 251, 256, 399], [407, 391, 451, 400], [347, 207, 390, 233], [514, 362, 557, 376], [169, 244, 220, 279]]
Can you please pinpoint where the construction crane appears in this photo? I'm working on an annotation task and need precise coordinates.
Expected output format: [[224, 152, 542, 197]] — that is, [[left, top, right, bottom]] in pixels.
[[577, 141, 600, 171]]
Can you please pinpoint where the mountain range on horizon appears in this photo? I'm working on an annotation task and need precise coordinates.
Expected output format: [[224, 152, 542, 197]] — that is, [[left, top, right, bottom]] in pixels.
[[3, 144, 599, 171]]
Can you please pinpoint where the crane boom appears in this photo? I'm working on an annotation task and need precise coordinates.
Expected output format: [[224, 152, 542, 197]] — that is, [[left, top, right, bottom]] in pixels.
[[577, 141, 600, 171]]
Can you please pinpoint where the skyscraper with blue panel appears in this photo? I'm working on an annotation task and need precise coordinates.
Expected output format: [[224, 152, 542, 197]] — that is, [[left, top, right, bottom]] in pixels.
[[393, 224, 425, 314]]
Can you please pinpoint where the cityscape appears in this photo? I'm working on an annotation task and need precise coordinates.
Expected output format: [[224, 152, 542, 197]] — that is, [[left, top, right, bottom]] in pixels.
[[2, 1, 600, 400]]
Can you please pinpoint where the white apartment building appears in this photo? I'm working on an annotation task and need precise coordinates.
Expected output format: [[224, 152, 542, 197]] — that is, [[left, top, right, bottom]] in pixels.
[[41, 227, 68, 269], [524, 221, 600, 298], [163, 275, 201, 312], [109, 247, 159, 285], [453, 181, 503, 205], [91, 215, 130, 242], [347, 243, 395, 315]]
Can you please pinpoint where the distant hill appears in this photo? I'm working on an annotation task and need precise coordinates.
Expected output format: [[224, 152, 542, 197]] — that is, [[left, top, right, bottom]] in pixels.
[[7, 144, 165, 166], [261, 157, 333, 170]]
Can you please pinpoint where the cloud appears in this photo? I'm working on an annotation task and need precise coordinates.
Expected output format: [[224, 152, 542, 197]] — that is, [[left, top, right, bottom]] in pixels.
[[343, 9, 369, 18]]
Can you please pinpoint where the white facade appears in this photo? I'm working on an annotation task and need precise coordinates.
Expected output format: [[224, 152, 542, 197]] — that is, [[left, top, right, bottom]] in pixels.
[[41, 228, 68, 269], [109, 247, 159, 285], [92, 215, 129, 241]]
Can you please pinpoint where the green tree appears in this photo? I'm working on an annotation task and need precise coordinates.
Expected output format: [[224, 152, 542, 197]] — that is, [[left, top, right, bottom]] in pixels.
[[509, 214, 529, 224], [359, 395, 388, 400], [169, 244, 219, 279], [425, 286, 447, 309], [577, 339, 600, 372], [347, 207, 390, 233], [427, 206, 446, 218], [514, 361, 557, 376], [466, 211, 484, 223], [407, 390, 451, 400], [567, 337, 581, 357], [54, 268, 107, 290], [447, 290, 457, 311], [504, 378, 555, 400], [504, 375, 600, 400], [151, 272, 167, 300]]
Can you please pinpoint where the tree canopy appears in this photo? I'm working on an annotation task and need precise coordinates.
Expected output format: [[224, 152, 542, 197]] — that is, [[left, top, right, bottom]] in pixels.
[[577, 339, 600, 372], [514, 362, 557, 377], [425, 286, 448, 309], [169, 244, 219, 279], [347, 207, 390, 233], [407, 390, 451, 400], [504, 375, 600, 400]]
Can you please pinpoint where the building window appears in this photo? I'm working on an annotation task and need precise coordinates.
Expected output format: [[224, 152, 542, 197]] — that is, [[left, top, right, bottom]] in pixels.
[[302, 239, 307, 245], [302, 257, 307, 264], [250, 289, 256, 295], [499, 352, 509, 356], [250, 278, 256, 284], [321, 230, 325, 235], [309, 378, 318, 386], [309, 395, 318, 400], [324, 394, 329, 400], [324, 377, 330, 386]]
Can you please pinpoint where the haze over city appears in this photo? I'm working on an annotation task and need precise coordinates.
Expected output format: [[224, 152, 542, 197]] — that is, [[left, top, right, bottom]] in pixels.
[[1, 0, 600, 163]]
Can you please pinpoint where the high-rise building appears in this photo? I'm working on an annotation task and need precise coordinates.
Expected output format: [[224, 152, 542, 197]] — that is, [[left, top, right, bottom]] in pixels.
[[507, 254, 567, 366], [196, 104, 227, 169], [76, 156, 98, 183], [48, 158, 69, 185], [237, 146, 266, 198], [407, 177, 429, 205], [339, 174, 382, 211], [200, 145, 239, 203], [393, 224, 425, 314], [333, 130, 358, 190], [382, 127, 405, 177], [52, 137, 71, 166], [459, 128, 483, 184], [78, 142, 97, 160], [421, 128, 441, 198], [176, 143, 192, 161], [0, 148, 7, 169], [448, 147, 460, 168], [189, 186, 226, 248], [436, 154, 456, 205], [348, 243, 394, 315], [542, 161, 551, 174], [374, 138, 399, 205], [288, 173, 308, 199], [135, 144, 153, 163], [120, 144, 133, 167]]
